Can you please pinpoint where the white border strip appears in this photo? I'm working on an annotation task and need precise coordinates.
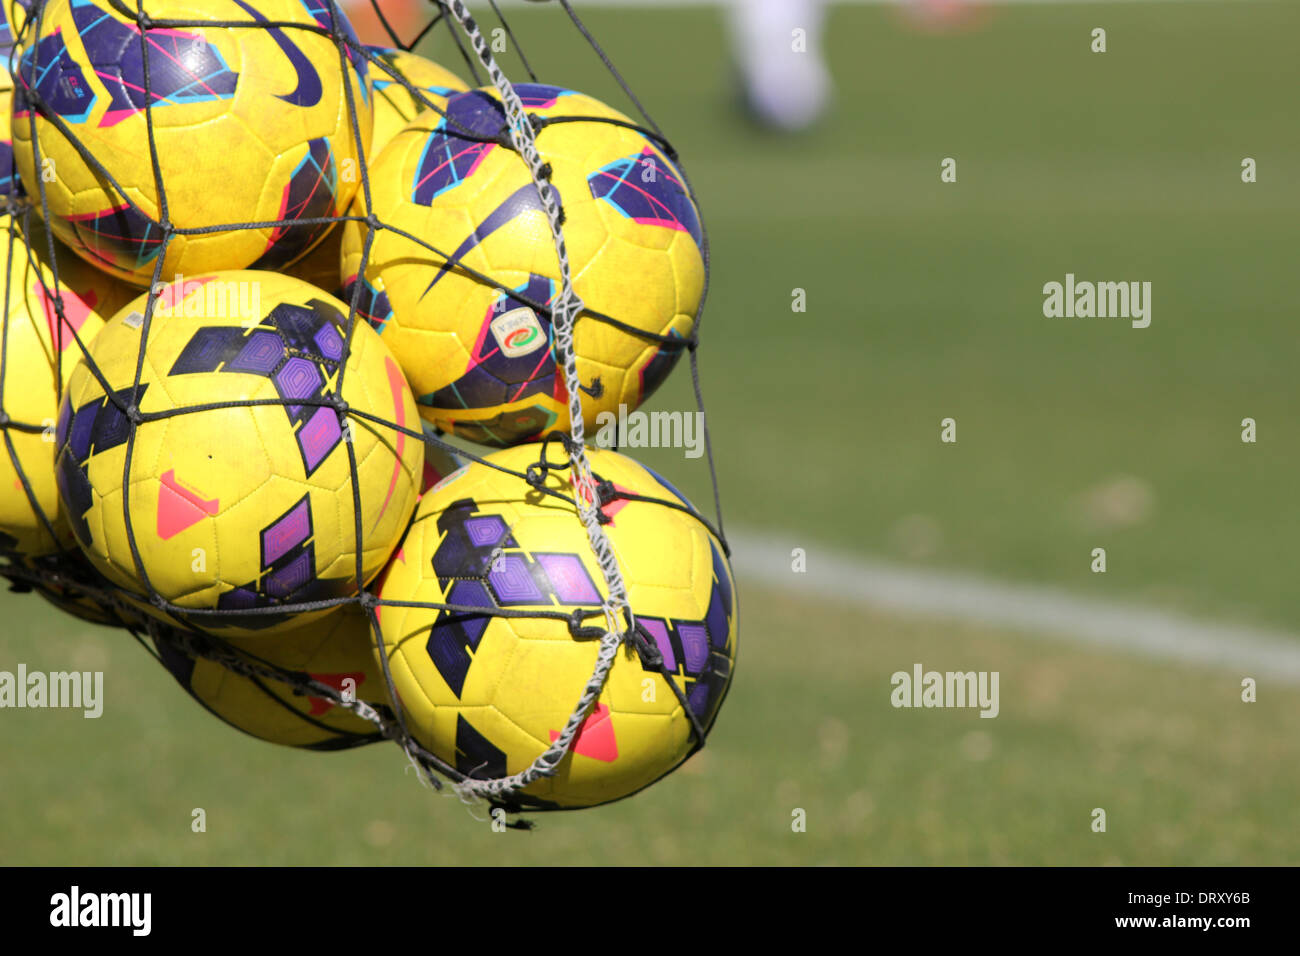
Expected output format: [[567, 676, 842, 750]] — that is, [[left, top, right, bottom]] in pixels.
[[729, 530, 1300, 682]]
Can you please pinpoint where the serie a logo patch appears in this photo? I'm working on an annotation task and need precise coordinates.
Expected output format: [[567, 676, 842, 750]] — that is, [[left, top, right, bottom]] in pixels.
[[490, 307, 547, 358]]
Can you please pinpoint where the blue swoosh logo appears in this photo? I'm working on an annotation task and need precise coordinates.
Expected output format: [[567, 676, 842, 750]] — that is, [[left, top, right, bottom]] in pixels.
[[231, 0, 321, 107], [421, 183, 555, 300]]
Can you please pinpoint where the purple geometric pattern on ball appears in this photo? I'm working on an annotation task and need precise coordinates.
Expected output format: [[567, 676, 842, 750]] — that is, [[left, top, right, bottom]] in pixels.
[[420, 183, 552, 297], [423, 499, 733, 728], [56, 384, 148, 549], [297, 406, 341, 474], [535, 553, 601, 605], [0, 140, 20, 199], [425, 578, 494, 698], [454, 715, 508, 781], [487, 554, 545, 606], [514, 83, 570, 109], [705, 540, 732, 648], [90, 390, 136, 451], [230, 0, 320, 107], [274, 356, 323, 415], [63, 202, 165, 273], [261, 496, 311, 567], [637, 614, 728, 719], [14, 30, 97, 123], [639, 618, 675, 673], [66, 403, 97, 460], [170, 327, 246, 375], [340, 274, 393, 334], [313, 323, 344, 361], [228, 331, 284, 375], [14, 0, 238, 267], [301, 0, 370, 102], [678, 623, 709, 676], [69, 0, 238, 125], [411, 90, 505, 206], [251, 138, 339, 270], [432, 501, 502, 579], [588, 146, 704, 254], [160, 304, 366, 629], [448, 578, 495, 616], [272, 302, 338, 355], [209, 493, 352, 630], [688, 681, 710, 717], [219, 587, 260, 610], [266, 549, 313, 599], [465, 514, 507, 548], [168, 301, 348, 478]]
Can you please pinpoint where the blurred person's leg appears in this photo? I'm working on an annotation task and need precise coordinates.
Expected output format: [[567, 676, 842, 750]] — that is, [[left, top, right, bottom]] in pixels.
[[729, 0, 831, 131], [339, 0, 425, 47], [337, 0, 831, 132]]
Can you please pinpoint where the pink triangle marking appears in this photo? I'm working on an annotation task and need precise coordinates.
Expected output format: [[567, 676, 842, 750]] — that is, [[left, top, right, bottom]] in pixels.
[[156, 469, 219, 540], [549, 702, 618, 763]]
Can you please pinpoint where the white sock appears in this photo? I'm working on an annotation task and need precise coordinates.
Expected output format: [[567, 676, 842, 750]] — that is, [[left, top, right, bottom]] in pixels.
[[729, 0, 832, 131]]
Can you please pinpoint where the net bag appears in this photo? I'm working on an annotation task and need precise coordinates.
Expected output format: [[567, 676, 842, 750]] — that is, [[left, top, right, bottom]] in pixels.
[[0, 0, 736, 822]]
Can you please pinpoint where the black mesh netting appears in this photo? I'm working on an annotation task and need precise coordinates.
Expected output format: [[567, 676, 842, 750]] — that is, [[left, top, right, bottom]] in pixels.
[[0, 0, 730, 823]]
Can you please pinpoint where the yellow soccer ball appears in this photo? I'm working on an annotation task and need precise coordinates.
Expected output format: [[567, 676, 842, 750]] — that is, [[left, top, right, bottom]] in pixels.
[[341, 84, 704, 447], [10, 0, 373, 286], [54, 270, 423, 636], [0, 215, 134, 558], [368, 46, 467, 154], [375, 445, 737, 809], [153, 604, 391, 749]]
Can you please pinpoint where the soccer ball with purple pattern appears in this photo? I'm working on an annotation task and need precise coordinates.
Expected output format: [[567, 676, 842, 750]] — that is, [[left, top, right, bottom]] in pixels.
[[10, 0, 372, 286], [341, 84, 705, 447], [53, 270, 423, 637]]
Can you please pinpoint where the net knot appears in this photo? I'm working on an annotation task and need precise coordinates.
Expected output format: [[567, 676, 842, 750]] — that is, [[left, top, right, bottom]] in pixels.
[[552, 433, 578, 459], [567, 609, 604, 640], [523, 463, 547, 489], [555, 288, 584, 319], [494, 127, 518, 151], [628, 621, 664, 669], [593, 478, 619, 525]]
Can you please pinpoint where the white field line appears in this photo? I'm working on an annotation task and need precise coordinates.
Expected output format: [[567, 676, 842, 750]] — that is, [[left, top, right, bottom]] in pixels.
[[456, 0, 1276, 670], [727, 530, 1300, 683]]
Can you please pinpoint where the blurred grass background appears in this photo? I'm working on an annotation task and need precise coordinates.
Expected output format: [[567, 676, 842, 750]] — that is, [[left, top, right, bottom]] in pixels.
[[6, 581, 1299, 865], [3, 0, 1299, 864]]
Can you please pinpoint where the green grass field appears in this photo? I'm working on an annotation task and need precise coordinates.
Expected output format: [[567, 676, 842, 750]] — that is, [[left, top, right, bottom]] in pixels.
[[5, 580, 1298, 865], [3, 0, 1299, 864]]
